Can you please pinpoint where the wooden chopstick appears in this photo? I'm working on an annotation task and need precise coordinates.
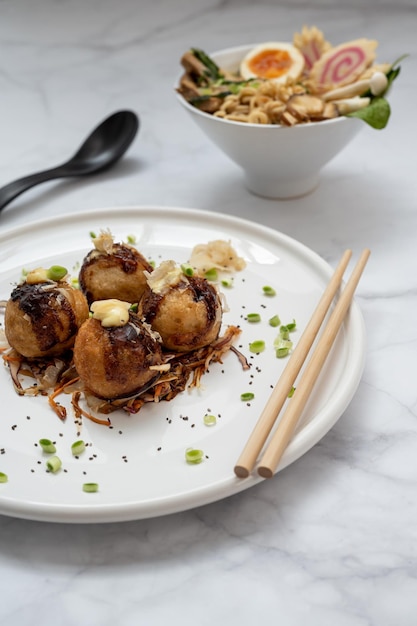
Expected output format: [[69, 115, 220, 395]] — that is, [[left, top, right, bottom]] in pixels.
[[234, 248, 353, 478], [257, 248, 370, 479]]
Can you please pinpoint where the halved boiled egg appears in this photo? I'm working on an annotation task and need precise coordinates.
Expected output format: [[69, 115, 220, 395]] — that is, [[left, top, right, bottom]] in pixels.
[[240, 42, 305, 84]]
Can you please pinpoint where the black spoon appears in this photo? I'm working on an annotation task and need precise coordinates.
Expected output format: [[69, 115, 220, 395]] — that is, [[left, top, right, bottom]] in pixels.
[[0, 110, 139, 212]]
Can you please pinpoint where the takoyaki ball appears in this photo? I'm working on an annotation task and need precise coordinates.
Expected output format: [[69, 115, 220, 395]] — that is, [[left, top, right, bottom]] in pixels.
[[5, 268, 89, 359], [79, 230, 153, 305], [138, 261, 222, 352], [73, 300, 165, 400]]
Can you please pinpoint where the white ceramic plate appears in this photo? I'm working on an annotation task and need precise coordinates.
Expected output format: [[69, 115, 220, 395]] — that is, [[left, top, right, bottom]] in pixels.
[[0, 206, 365, 523]]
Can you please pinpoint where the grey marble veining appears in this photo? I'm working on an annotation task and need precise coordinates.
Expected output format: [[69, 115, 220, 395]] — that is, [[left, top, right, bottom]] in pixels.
[[0, 1, 416, 624]]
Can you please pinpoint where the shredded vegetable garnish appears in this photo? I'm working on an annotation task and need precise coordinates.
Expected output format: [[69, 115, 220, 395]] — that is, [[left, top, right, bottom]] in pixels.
[[46, 456, 62, 473], [249, 340, 265, 353], [246, 313, 261, 323], [83, 483, 99, 493], [39, 438, 57, 454], [71, 440, 86, 456], [185, 448, 204, 464], [1, 323, 243, 423], [203, 414, 217, 426], [0, 472, 8, 483], [262, 285, 276, 296], [269, 315, 281, 327], [241, 392, 255, 401]]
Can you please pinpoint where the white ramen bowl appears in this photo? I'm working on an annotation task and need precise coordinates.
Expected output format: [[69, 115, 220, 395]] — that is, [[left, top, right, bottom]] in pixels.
[[176, 44, 364, 199]]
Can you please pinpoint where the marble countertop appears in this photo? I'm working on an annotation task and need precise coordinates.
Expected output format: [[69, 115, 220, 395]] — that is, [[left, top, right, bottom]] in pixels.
[[0, 1, 416, 624]]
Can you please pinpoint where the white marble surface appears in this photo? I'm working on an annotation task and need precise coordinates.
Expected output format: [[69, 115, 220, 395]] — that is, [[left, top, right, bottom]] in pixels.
[[0, 1, 416, 624]]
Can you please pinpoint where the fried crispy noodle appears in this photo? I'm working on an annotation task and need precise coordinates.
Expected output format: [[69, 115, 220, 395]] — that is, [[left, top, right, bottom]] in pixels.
[[293, 25, 332, 70], [2, 325, 247, 425], [190, 240, 246, 275]]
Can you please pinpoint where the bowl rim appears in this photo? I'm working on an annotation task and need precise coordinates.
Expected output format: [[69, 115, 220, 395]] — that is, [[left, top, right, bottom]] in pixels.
[[175, 42, 358, 131]]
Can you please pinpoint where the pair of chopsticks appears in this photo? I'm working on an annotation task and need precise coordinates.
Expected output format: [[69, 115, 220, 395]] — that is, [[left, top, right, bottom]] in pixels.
[[234, 248, 370, 480]]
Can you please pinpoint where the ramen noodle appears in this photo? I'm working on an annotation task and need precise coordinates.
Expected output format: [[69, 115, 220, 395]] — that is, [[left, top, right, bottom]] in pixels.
[[213, 82, 305, 124]]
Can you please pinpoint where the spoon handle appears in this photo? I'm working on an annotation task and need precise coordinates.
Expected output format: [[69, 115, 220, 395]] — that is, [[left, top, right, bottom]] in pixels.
[[0, 166, 68, 212]]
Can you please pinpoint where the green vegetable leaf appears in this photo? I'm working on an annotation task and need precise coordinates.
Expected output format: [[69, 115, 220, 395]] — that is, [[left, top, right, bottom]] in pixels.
[[191, 48, 223, 81], [347, 96, 391, 130], [189, 91, 231, 105], [347, 56, 406, 129]]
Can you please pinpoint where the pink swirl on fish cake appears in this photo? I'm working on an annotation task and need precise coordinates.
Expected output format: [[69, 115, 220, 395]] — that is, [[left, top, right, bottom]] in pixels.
[[318, 46, 366, 86]]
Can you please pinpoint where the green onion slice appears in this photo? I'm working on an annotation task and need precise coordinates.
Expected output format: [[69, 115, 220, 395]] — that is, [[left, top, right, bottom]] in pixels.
[[240, 392, 255, 402], [246, 313, 261, 323], [221, 277, 233, 288], [280, 326, 290, 339], [204, 268, 218, 281], [181, 263, 194, 276], [262, 285, 276, 297], [47, 265, 67, 281], [203, 414, 217, 426], [71, 440, 86, 456], [249, 340, 265, 353], [83, 483, 99, 493], [185, 448, 204, 464], [276, 347, 290, 358], [269, 315, 281, 327], [0, 472, 8, 483], [126, 234, 136, 244], [274, 336, 293, 354], [46, 456, 62, 473], [39, 438, 57, 454]]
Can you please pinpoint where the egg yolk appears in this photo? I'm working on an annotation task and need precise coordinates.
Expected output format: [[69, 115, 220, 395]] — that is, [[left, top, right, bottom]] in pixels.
[[248, 49, 292, 79]]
